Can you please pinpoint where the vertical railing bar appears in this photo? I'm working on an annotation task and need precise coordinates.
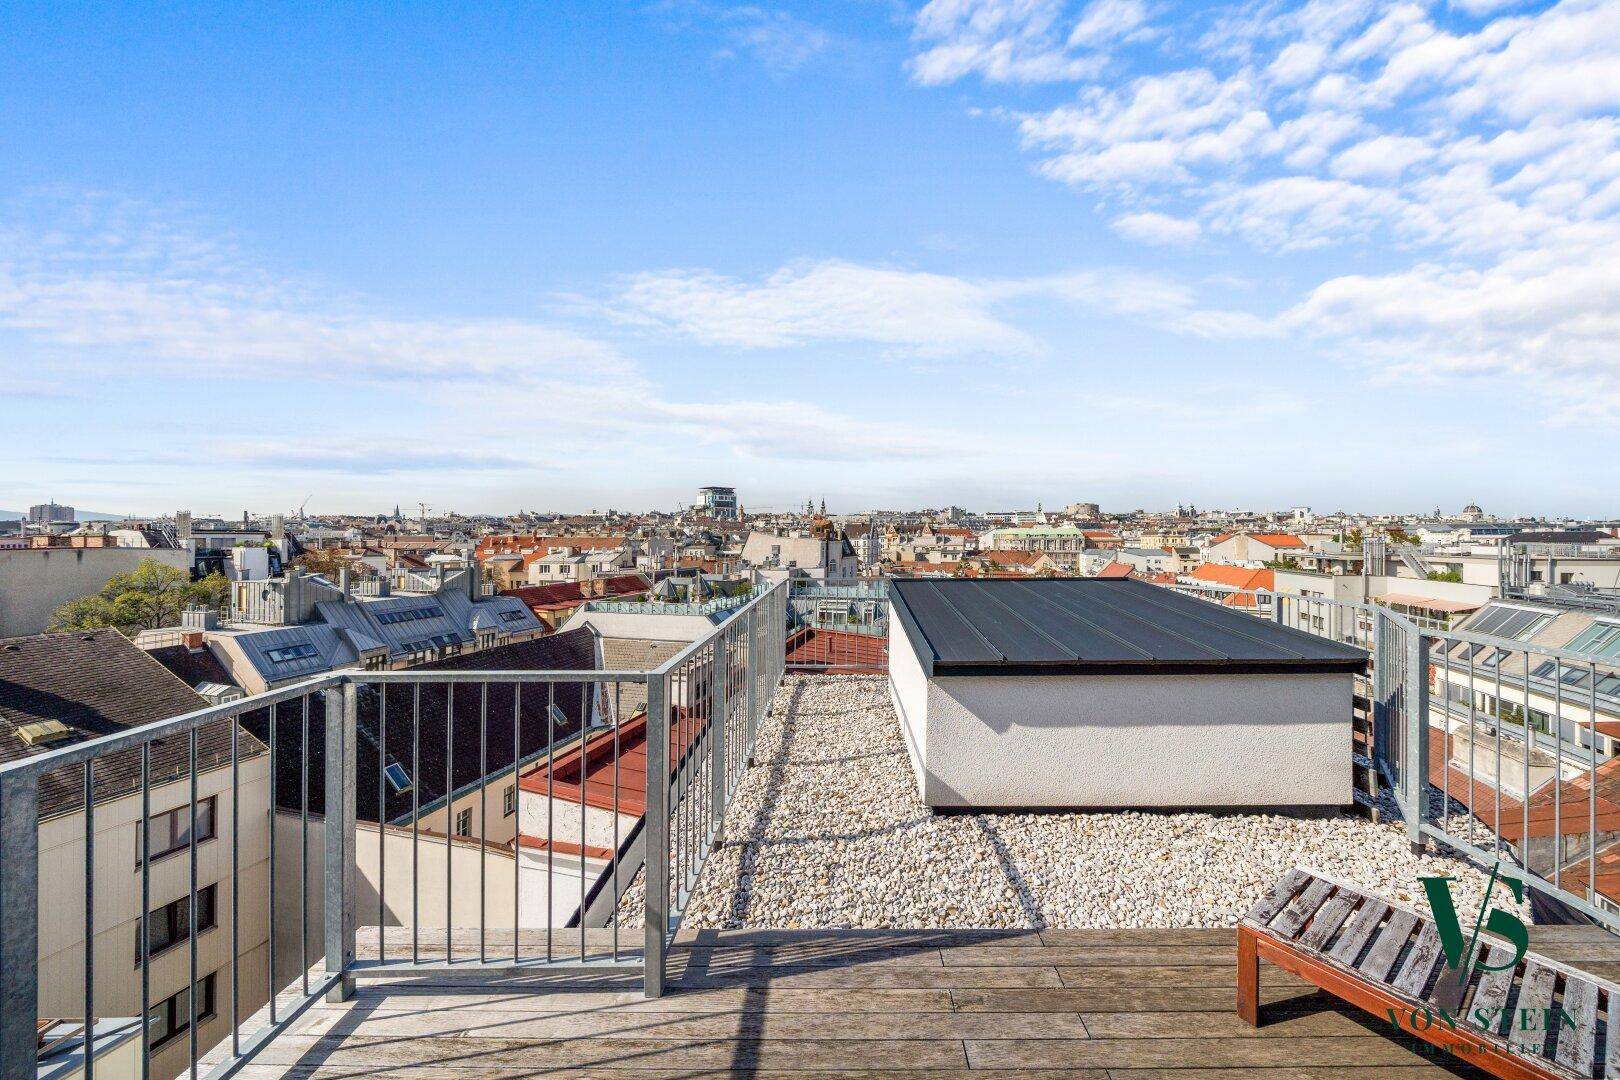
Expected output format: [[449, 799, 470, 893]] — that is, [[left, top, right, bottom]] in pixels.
[[1590, 660, 1600, 905], [643, 669, 668, 997], [612, 681, 621, 962], [1467, 649, 1477, 849], [445, 684, 454, 964], [1554, 659, 1563, 888], [267, 704, 277, 1025], [324, 681, 358, 1004], [230, 713, 240, 1057], [412, 684, 420, 966], [379, 684, 387, 966], [1441, 642, 1451, 836], [580, 681, 588, 963], [300, 695, 310, 996], [82, 759, 94, 1080], [546, 683, 554, 964], [1522, 659, 1531, 871], [1494, 659, 1503, 852], [188, 725, 199, 1078], [513, 683, 522, 965], [140, 742, 152, 1078], [480, 683, 488, 965]]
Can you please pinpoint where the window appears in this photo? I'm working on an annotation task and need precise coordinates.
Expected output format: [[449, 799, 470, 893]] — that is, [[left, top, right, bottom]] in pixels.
[[265, 642, 317, 663], [503, 785, 516, 816], [147, 972, 216, 1049], [499, 609, 529, 624], [383, 762, 413, 794], [139, 884, 217, 961], [455, 808, 473, 836], [1567, 622, 1620, 660], [375, 605, 444, 626], [138, 798, 217, 865]]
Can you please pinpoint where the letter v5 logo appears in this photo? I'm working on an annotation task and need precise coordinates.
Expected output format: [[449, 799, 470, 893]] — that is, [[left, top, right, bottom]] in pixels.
[[1420, 864, 1528, 978]]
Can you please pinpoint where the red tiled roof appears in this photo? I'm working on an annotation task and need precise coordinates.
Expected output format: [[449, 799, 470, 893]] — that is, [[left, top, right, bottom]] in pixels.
[[785, 627, 887, 669], [1096, 562, 1135, 579], [1211, 531, 1306, 548], [511, 834, 615, 861], [1187, 564, 1274, 604], [518, 707, 703, 818]]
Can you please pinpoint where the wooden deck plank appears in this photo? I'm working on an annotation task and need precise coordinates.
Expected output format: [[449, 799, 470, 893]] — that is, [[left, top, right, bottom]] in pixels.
[[242, 1034, 973, 1070], [226, 1069, 1107, 1080], [673, 964, 1065, 988], [1055, 964, 1313, 988], [951, 985, 1329, 1013], [1555, 975, 1598, 1076], [1076, 1008, 1394, 1040], [942, 945, 1232, 967], [1038, 928, 1235, 946], [962, 1034, 1438, 1069], [285, 1006, 1090, 1041], [292, 985, 958, 1013]]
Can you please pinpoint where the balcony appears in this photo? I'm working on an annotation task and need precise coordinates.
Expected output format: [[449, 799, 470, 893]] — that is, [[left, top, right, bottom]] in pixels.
[[8, 579, 1620, 1078]]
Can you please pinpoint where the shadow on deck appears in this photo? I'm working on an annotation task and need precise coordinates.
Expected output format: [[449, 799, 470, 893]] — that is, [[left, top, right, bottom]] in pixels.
[[199, 924, 1620, 1077]]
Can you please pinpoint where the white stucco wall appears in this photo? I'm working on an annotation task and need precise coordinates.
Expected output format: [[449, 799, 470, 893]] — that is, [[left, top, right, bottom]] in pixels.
[[889, 620, 1351, 810]]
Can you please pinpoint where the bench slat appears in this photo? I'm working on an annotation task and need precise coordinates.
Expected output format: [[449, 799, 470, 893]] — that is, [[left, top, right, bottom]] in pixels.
[[1359, 909, 1418, 983], [1428, 940, 1480, 1016], [1392, 921, 1446, 998], [1270, 878, 1336, 940], [1510, 960, 1557, 1058], [1297, 888, 1360, 952], [1329, 899, 1390, 966], [1246, 868, 1311, 927], [1605, 988, 1620, 1080], [1555, 976, 1598, 1077], [1470, 945, 1520, 1037]]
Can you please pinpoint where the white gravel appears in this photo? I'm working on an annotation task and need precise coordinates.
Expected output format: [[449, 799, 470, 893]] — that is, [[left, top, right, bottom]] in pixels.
[[626, 674, 1525, 930]]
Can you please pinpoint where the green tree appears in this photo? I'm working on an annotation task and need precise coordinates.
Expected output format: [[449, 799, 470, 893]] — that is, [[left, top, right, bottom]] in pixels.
[[49, 558, 222, 635], [1426, 569, 1463, 583], [189, 571, 232, 613], [1265, 557, 1302, 570], [291, 547, 346, 577]]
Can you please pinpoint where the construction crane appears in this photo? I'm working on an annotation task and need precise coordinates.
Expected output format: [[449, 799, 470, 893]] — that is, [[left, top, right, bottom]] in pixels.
[[296, 495, 312, 520]]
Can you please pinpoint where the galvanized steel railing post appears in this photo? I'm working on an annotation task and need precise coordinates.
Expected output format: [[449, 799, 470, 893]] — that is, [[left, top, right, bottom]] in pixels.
[[0, 771, 39, 1077], [643, 671, 669, 998], [324, 681, 358, 1002], [710, 638, 727, 832], [1406, 630, 1431, 854]]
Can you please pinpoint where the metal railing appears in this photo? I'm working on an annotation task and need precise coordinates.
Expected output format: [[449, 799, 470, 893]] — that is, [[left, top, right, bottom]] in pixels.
[[0, 581, 789, 1079], [582, 596, 750, 617], [1166, 581, 1620, 931]]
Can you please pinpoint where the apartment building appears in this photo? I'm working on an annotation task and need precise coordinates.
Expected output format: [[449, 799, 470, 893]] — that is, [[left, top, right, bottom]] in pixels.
[[0, 546, 194, 637], [739, 530, 859, 583], [2, 629, 271, 1080], [1203, 530, 1308, 565]]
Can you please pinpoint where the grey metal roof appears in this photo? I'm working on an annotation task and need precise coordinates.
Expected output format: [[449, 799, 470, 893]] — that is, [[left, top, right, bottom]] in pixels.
[[891, 577, 1367, 677], [233, 623, 356, 683]]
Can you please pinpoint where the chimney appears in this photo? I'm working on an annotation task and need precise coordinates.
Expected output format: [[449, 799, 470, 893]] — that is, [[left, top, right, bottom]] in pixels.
[[182, 630, 205, 651], [340, 567, 352, 599], [467, 560, 482, 601]]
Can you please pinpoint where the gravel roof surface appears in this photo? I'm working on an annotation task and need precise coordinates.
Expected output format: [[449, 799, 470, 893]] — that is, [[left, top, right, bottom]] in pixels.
[[627, 675, 1524, 930]]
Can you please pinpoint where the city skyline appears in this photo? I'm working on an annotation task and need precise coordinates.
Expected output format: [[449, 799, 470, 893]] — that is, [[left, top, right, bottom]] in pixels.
[[3, 0, 1616, 515]]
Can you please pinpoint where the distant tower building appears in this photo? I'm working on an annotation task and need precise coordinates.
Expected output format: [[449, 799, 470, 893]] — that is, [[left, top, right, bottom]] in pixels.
[[694, 486, 738, 520], [27, 502, 75, 524], [1460, 503, 1485, 522]]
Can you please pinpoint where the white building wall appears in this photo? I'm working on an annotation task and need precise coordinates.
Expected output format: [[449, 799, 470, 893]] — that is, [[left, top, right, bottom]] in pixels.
[[890, 625, 1351, 809]]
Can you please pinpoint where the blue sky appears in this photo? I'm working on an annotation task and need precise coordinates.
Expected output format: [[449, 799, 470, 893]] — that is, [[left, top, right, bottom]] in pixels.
[[2, 0, 1616, 517]]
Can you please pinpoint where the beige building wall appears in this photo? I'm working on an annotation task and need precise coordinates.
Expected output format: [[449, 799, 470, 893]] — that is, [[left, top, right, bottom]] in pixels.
[[0, 547, 193, 637], [37, 753, 272, 1080], [272, 814, 519, 989]]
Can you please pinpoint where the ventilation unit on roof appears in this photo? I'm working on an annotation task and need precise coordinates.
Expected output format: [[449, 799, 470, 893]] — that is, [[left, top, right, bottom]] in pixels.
[[17, 719, 72, 746]]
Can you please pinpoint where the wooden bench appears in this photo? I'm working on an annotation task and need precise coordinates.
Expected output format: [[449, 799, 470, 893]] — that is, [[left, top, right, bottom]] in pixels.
[[1239, 867, 1618, 1079]]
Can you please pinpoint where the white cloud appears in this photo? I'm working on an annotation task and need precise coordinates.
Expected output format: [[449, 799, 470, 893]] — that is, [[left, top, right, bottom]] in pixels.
[[907, 0, 1154, 86], [611, 260, 1039, 355], [1068, 0, 1150, 46], [907, 0, 1620, 420], [1111, 210, 1204, 244], [1330, 133, 1434, 178], [612, 259, 1272, 354]]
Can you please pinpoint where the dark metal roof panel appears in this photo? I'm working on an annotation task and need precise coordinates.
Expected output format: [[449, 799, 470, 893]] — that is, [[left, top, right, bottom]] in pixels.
[[890, 577, 1366, 676]]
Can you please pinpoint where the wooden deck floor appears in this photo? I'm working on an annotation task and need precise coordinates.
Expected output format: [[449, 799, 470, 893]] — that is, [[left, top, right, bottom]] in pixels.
[[220, 925, 1620, 1077]]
